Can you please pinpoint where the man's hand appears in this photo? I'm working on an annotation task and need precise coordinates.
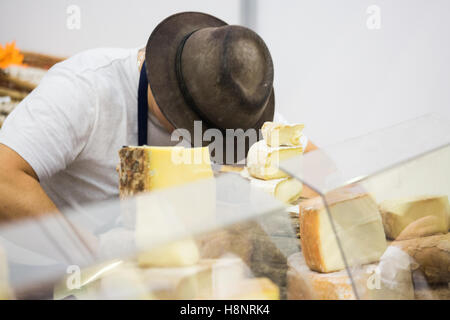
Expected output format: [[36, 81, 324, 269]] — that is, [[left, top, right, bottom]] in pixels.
[[0, 143, 59, 223]]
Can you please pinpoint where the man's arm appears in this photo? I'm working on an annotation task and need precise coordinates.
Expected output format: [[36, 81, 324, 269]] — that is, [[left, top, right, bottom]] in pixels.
[[0, 144, 59, 222]]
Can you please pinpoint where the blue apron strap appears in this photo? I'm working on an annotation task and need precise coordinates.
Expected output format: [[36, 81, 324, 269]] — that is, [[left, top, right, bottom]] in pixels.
[[137, 61, 148, 146]]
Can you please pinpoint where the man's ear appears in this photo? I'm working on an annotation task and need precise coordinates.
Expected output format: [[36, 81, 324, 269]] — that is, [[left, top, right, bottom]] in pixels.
[[0, 143, 39, 181]]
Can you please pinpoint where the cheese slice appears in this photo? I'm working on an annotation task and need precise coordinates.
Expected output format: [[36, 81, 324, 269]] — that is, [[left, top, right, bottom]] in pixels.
[[287, 250, 414, 300], [118, 146, 213, 198], [246, 140, 303, 180], [250, 176, 303, 204], [261, 121, 305, 147], [379, 195, 450, 240], [299, 185, 387, 273]]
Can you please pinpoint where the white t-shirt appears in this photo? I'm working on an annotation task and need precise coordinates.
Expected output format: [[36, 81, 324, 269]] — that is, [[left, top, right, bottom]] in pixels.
[[0, 48, 288, 212]]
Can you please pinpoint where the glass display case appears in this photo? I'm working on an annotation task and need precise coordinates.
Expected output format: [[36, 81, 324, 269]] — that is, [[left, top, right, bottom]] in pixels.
[[0, 114, 449, 300]]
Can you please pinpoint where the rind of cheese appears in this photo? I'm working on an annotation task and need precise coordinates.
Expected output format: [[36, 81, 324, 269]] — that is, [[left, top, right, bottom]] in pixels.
[[261, 122, 305, 147], [118, 146, 213, 198], [392, 233, 450, 284], [299, 185, 387, 273], [246, 140, 303, 180], [250, 176, 303, 204], [287, 250, 414, 300], [379, 195, 450, 240], [287, 252, 357, 300]]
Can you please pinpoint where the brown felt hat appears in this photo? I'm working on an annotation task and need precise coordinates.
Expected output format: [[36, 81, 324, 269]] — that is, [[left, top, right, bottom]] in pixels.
[[145, 12, 274, 163]]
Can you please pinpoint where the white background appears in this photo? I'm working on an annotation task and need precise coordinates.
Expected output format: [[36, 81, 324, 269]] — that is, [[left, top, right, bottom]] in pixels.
[[1, 0, 449, 147]]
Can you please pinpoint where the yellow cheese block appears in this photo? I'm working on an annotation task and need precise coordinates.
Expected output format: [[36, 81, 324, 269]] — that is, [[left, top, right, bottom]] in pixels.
[[261, 121, 305, 147], [379, 195, 450, 240], [118, 146, 213, 197], [299, 185, 387, 273], [246, 140, 303, 180]]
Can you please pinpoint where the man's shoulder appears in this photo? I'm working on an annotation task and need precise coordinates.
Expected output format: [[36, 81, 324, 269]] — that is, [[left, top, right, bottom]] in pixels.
[[52, 47, 138, 76]]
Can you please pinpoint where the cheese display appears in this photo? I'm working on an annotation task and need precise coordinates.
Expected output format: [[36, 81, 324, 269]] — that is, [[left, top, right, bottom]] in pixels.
[[261, 122, 304, 147], [118, 146, 213, 198], [287, 250, 414, 300], [246, 140, 303, 180], [379, 196, 450, 240], [299, 185, 387, 273], [250, 176, 303, 204], [392, 233, 450, 284]]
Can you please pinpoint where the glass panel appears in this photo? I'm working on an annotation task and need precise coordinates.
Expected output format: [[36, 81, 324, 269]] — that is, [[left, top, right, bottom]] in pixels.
[[281, 114, 450, 300]]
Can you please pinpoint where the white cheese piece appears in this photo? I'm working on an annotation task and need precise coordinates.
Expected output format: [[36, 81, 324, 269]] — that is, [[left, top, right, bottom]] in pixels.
[[299, 185, 387, 273], [261, 121, 305, 147], [250, 176, 303, 204], [246, 140, 303, 180], [379, 195, 450, 240]]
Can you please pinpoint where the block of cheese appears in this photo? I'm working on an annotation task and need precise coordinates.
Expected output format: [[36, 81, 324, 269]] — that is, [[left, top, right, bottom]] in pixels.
[[287, 251, 414, 300], [287, 252, 357, 300], [137, 239, 200, 268], [379, 196, 450, 240], [261, 122, 305, 147], [118, 146, 213, 198], [250, 176, 303, 204], [299, 185, 387, 273], [171, 258, 248, 299], [224, 278, 279, 300], [392, 233, 450, 284], [135, 196, 201, 268], [246, 140, 303, 180]]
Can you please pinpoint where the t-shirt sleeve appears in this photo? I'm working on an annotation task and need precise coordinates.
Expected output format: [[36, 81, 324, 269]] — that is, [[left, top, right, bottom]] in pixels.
[[0, 66, 96, 181]]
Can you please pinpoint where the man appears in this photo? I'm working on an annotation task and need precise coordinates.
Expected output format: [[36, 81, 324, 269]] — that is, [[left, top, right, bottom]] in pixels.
[[0, 12, 315, 221]]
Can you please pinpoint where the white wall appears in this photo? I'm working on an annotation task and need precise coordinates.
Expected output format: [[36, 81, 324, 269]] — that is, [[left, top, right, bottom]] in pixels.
[[255, 0, 450, 146], [1, 0, 449, 147], [0, 0, 241, 56]]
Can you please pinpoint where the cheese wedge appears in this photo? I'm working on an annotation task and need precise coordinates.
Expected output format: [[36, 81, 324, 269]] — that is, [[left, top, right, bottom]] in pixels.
[[379, 195, 450, 240], [118, 146, 213, 198], [246, 140, 303, 180], [250, 176, 303, 204], [287, 250, 414, 300], [299, 185, 387, 273], [261, 122, 305, 147]]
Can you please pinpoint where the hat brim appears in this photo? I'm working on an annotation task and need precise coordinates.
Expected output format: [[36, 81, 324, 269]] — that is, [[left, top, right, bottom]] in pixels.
[[145, 12, 275, 152]]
